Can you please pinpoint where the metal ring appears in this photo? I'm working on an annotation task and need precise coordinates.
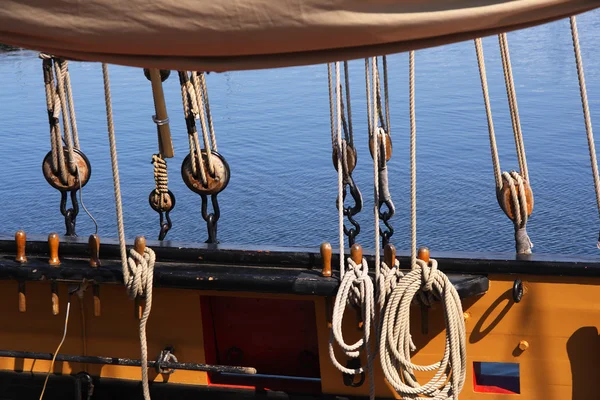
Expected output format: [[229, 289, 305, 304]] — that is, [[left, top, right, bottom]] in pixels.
[[152, 115, 170, 126], [513, 279, 524, 303]]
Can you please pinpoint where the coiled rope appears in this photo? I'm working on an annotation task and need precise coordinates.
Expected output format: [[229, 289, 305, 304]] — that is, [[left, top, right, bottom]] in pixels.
[[570, 16, 600, 248], [474, 37, 533, 254], [379, 51, 467, 400], [102, 63, 156, 400], [151, 154, 169, 210]]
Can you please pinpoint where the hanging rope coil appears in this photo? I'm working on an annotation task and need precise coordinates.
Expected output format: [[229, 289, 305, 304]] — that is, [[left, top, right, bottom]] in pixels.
[[152, 155, 169, 209], [328, 255, 376, 399], [379, 258, 467, 400], [103, 63, 156, 400], [570, 16, 600, 248], [474, 37, 534, 254]]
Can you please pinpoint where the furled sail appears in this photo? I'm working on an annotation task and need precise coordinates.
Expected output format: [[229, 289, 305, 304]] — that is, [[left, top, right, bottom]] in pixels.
[[0, 0, 598, 71]]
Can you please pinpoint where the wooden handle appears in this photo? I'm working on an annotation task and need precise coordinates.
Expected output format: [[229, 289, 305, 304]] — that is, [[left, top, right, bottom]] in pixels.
[[320, 242, 332, 277], [350, 243, 363, 264], [93, 284, 101, 317], [418, 247, 430, 263], [149, 69, 174, 158], [15, 230, 27, 263], [384, 243, 396, 268], [89, 234, 101, 267], [51, 281, 59, 316], [18, 281, 26, 313], [134, 236, 146, 320], [48, 233, 60, 266]]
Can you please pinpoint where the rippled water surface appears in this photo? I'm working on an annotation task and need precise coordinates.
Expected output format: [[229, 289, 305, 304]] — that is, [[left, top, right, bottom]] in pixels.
[[2, 12, 600, 256]]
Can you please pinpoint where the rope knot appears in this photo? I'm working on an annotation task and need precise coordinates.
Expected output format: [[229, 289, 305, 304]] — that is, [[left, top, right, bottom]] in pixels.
[[124, 247, 156, 300]]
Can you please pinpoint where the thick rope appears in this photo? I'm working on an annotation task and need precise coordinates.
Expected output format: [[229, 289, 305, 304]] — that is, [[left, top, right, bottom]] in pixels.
[[328, 257, 376, 400], [369, 57, 382, 296], [103, 63, 155, 400], [570, 16, 600, 248], [380, 259, 466, 400], [409, 51, 417, 269], [474, 38, 533, 254], [190, 72, 215, 174]]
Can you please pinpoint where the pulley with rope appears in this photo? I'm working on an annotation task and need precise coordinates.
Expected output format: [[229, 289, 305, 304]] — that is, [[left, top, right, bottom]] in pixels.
[[178, 71, 230, 244], [144, 68, 176, 240], [474, 35, 534, 255], [378, 51, 467, 400], [40, 54, 91, 237], [366, 56, 396, 249], [328, 61, 363, 246], [327, 61, 375, 399]]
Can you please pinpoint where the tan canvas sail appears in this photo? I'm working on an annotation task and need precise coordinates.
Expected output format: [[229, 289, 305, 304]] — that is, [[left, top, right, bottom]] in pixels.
[[0, 0, 598, 71]]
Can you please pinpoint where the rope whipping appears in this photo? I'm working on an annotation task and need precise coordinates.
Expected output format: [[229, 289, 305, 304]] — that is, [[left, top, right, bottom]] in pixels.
[[570, 16, 600, 248], [474, 37, 534, 254], [327, 61, 375, 400], [379, 51, 467, 400], [102, 63, 156, 400]]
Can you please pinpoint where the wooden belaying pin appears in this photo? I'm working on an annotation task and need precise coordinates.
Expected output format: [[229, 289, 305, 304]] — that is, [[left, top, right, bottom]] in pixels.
[[148, 69, 174, 158], [350, 244, 364, 329], [89, 234, 100, 267], [51, 281, 59, 316], [320, 242, 332, 277], [48, 232, 60, 266], [15, 230, 27, 263], [350, 243, 363, 265], [15, 231, 27, 312], [134, 236, 146, 320], [418, 247, 430, 335], [384, 243, 396, 268]]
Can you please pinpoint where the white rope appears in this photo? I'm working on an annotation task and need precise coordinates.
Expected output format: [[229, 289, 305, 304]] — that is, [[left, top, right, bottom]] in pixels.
[[328, 257, 376, 400], [152, 154, 169, 210], [369, 57, 382, 300], [379, 50, 467, 399], [570, 16, 600, 248], [409, 51, 417, 269], [39, 300, 72, 400], [103, 63, 155, 400], [380, 259, 466, 400], [327, 62, 346, 277]]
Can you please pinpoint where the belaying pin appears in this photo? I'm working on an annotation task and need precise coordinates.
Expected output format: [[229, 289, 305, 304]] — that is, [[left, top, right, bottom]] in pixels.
[[320, 242, 332, 277], [15, 230, 27, 312], [134, 236, 146, 320], [418, 247, 430, 335]]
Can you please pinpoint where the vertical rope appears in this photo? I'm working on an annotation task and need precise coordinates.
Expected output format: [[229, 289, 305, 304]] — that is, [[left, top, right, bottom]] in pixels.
[[409, 51, 417, 270], [200, 72, 218, 151], [335, 62, 345, 278], [63, 61, 80, 150], [570, 16, 600, 247], [343, 61, 354, 147], [498, 33, 528, 181], [474, 38, 503, 189], [371, 57, 381, 291], [53, 60, 77, 173], [190, 72, 215, 174], [383, 55, 391, 137]]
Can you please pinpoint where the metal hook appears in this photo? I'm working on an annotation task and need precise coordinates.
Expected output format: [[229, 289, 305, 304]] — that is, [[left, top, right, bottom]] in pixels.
[[60, 190, 79, 237], [200, 194, 220, 244], [339, 176, 362, 246]]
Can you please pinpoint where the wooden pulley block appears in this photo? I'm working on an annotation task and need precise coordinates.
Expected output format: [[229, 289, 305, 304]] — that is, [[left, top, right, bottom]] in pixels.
[[369, 128, 392, 162], [42, 148, 91, 191], [143, 68, 171, 82], [149, 189, 176, 213], [181, 150, 230, 195], [497, 175, 534, 221], [331, 142, 357, 175]]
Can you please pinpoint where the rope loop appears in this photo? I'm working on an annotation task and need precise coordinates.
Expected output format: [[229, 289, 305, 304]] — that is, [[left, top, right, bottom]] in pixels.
[[123, 247, 155, 300], [329, 256, 375, 397], [380, 258, 467, 400]]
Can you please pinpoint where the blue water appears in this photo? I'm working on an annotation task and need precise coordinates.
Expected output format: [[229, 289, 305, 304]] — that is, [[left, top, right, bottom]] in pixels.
[[1, 12, 600, 256]]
